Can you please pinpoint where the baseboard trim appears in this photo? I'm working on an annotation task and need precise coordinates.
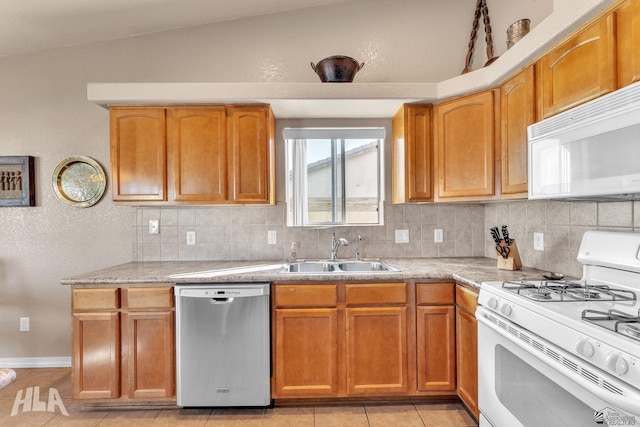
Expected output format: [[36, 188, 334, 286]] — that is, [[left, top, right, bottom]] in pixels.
[[0, 357, 71, 368]]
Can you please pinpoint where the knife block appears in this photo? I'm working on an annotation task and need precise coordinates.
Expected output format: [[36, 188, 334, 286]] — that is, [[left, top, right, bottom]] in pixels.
[[496, 239, 522, 270]]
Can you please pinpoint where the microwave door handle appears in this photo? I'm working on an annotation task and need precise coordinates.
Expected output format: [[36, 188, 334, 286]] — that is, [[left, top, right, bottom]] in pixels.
[[477, 309, 640, 416]]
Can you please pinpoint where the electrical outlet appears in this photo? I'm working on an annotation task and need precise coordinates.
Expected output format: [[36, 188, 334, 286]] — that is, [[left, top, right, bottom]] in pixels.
[[186, 231, 196, 245], [267, 230, 277, 245], [534, 232, 544, 251], [434, 229, 443, 243], [20, 317, 29, 332], [148, 219, 159, 234], [395, 229, 409, 244]]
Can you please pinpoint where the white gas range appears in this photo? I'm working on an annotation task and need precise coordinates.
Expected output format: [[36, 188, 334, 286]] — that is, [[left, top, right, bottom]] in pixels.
[[477, 231, 640, 427]]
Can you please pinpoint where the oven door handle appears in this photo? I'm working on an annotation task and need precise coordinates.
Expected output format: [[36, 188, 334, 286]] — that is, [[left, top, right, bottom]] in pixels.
[[477, 307, 640, 417]]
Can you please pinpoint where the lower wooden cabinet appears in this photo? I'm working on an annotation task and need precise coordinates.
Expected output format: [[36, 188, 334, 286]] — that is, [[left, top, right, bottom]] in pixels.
[[273, 308, 339, 397], [72, 286, 175, 401], [272, 282, 410, 398], [456, 284, 479, 419], [416, 282, 456, 391]]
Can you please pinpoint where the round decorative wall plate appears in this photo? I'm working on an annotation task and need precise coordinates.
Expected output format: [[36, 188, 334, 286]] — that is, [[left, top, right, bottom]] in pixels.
[[51, 156, 106, 208]]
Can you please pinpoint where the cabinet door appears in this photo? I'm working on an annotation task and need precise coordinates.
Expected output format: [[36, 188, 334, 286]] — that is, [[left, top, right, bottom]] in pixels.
[[456, 306, 479, 419], [435, 91, 497, 200], [346, 307, 408, 395], [501, 66, 535, 198], [110, 108, 167, 201], [537, 14, 616, 119], [72, 312, 120, 399], [168, 107, 228, 202], [228, 106, 274, 204], [121, 310, 175, 399], [392, 104, 433, 203], [273, 309, 339, 398], [417, 306, 456, 391], [618, 0, 640, 87]]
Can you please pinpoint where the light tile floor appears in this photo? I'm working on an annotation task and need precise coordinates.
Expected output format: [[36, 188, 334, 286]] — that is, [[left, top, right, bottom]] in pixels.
[[0, 368, 477, 426]]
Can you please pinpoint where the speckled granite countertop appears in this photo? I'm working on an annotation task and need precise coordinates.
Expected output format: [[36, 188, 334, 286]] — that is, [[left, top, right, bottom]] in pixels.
[[61, 257, 554, 290]]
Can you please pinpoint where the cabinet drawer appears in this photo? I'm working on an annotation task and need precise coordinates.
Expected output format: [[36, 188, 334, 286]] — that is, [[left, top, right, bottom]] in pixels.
[[122, 286, 174, 309], [456, 285, 478, 315], [72, 288, 120, 311], [274, 284, 337, 308], [345, 283, 407, 305], [416, 282, 455, 305]]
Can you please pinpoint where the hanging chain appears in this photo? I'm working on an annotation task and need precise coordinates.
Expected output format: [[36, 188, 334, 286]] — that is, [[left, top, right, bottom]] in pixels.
[[462, 0, 498, 74]]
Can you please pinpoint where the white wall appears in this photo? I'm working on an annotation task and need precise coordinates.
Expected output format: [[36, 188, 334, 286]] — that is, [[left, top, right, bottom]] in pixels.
[[0, 0, 556, 360]]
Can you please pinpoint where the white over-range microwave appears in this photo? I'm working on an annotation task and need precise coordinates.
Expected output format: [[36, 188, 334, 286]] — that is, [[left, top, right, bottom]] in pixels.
[[528, 80, 640, 200]]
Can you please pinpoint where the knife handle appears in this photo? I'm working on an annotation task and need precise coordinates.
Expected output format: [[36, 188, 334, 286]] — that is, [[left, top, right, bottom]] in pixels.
[[501, 225, 511, 246]]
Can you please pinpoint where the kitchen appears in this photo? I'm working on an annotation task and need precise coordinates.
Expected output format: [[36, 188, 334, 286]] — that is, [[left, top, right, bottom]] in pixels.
[[1, 0, 640, 425]]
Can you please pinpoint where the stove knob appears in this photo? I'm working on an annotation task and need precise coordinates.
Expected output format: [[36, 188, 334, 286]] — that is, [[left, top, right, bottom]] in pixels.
[[606, 354, 629, 376], [576, 339, 594, 358], [500, 304, 512, 317], [487, 297, 498, 310]]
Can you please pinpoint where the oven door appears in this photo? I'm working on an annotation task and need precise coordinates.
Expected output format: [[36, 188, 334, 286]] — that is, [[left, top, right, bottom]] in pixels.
[[477, 306, 640, 427]]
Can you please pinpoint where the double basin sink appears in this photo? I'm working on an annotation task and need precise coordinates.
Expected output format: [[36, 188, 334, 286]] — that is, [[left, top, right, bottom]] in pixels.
[[282, 259, 397, 273]]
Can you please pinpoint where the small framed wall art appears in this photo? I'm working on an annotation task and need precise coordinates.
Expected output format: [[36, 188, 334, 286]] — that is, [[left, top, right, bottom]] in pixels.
[[0, 156, 35, 207]]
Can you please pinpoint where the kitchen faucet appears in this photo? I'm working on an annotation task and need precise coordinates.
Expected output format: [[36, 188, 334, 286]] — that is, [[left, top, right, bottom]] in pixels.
[[330, 232, 348, 261]]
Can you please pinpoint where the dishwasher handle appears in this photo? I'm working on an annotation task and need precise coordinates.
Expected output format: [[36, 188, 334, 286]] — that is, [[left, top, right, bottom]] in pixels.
[[175, 284, 270, 299]]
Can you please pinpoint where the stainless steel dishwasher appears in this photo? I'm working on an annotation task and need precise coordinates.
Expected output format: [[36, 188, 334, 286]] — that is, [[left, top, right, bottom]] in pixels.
[[175, 283, 270, 407]]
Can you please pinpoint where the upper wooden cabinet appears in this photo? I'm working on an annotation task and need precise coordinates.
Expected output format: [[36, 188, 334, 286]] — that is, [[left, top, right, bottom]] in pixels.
[[110, 108, 167, 201], [500, 66, 536, 199], [434, 90, 498, 201], [392, 104, 433, 203], [167, 107, 228, 203], [228, 106, 275, 204], [617, 0, 640, 87], [536, 14, 616, 119], [110, 104, 275, 204]]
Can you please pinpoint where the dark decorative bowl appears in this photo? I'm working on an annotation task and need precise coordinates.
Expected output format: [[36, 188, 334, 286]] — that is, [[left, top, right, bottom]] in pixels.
[[311, 56, 365, 83]]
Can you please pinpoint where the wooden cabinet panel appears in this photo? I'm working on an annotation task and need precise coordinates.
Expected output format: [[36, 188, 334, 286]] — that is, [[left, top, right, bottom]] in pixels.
[[435, 91, 497, 200], [456, 306, 479, 418], [72, 288, 120, 311], [417, 306, 456, 391], [110, 108, 167, 201], [345, 283, 407, 306], [122, 310, 175, 399], [121, 286, 173, 309], [274, 284, 337, 308], [228, 106, 275, 204], [456, 285, 478, 315], [416, 282, 454, 305], [501, 66, 535, 198], [346, 307, 408, 395], [72, 311, 120, 399], [392, 104, 433, 203], [168, 107, 228, 202], [273, 308, 339, 397], [618, 0, 640, 87], [537, 14, 616, 119]]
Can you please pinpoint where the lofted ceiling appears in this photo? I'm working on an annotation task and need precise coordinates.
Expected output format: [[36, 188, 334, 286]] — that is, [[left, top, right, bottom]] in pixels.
[[0, 0, 356, 57]]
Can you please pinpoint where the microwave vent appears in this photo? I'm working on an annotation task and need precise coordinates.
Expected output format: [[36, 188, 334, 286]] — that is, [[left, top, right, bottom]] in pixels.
[[529, 80, 640, 140]]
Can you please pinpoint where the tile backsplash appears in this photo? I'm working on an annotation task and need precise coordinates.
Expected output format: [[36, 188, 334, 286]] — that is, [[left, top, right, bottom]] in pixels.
[[134, 200, 640, 279]]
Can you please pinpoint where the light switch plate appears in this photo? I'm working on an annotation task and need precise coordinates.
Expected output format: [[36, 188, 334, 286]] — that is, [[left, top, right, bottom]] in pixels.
[[434, 229, 443, 243], [186, 231, 196, 245], [395, 229, 409, 244], [267, 230, 277, 245]]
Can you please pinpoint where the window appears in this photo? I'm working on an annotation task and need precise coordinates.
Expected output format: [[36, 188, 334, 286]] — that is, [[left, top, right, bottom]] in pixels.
[[284, 127, 384, 226]]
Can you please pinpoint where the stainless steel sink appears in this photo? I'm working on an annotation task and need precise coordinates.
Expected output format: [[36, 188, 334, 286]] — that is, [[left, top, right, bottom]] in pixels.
[[281, 260, 397, 273]]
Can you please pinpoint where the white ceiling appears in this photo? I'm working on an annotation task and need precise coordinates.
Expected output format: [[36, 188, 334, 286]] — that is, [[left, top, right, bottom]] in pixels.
[[0, 0, 355, 57]]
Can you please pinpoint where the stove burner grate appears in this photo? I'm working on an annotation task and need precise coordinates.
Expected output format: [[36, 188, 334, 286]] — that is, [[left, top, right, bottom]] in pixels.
[[502, 280, 637, 302], [582, 309, 640, 342]]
